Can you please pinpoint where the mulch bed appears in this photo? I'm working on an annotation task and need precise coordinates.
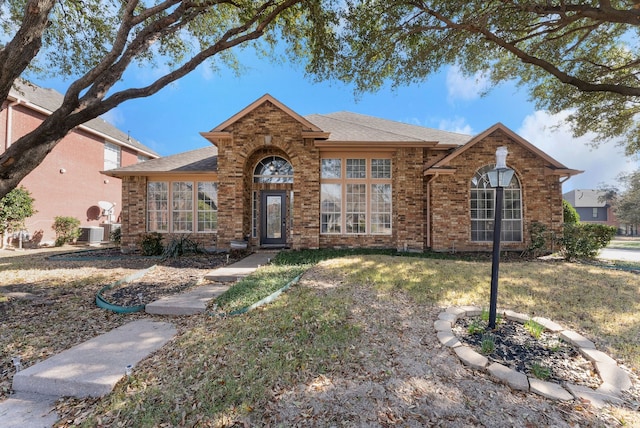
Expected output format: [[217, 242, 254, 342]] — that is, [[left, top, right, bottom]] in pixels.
[[63, 248, 249, 307], [453, 317, 601, 388]]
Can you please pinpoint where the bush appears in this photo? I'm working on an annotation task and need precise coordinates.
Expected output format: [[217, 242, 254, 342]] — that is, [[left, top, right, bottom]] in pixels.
[[52, 216, 81, 246], [162, 234, 200, 258], [139, 232, 164, 256], [110, 227, 122, 245], [0, 186, 37, 237], [563, 200, 580, 224], [560, 223, 617, 260], [526, 222, 549, 256]]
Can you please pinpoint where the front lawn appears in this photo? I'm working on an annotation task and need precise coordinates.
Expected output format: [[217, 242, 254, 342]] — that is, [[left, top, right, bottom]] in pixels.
[[1, 249, 638, 426]]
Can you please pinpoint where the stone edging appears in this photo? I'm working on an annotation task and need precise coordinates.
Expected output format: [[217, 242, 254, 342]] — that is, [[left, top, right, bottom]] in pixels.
[[436, 306, 632, 407]]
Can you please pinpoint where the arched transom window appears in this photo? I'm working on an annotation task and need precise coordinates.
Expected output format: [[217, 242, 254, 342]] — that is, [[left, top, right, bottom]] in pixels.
[[253, 156, 294, 183], [470, 165, 522, 242]]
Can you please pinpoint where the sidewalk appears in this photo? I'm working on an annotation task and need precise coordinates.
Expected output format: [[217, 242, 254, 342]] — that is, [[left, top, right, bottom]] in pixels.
[[146, 251, 277, 315], [0, 251, 276, 427]]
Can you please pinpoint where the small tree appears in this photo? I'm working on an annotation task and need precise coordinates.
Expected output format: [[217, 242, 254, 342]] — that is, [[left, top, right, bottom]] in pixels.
[[52, 216, 81, 247], [0, 186, 36, 248], [563, 200, 580, 224]]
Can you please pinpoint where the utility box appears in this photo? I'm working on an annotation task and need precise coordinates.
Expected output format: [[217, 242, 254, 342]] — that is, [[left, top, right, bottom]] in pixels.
[[78, 226, 104, 244]]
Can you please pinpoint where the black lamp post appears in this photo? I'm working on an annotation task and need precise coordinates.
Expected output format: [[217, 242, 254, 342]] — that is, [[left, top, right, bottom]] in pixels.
[[486, 147, 515, 330]]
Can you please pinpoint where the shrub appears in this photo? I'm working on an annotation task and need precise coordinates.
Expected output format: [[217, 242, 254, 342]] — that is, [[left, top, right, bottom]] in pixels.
[[139, 232, 164, 256], [162, 234, 200, 258], [0, 186, 37, 237], [526, 222, 549, 256], [563, 200, 580, 224], [110, 227, 122, 245], [560, 223, 617, 260], [52, 216, 81, 246]]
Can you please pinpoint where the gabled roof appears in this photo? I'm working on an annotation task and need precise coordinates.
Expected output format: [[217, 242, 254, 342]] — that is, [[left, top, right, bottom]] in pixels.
[[424, 123, 582, 178], [210, 94, 325, 133], [306, 112, 471, 145], [105, 146, 217, 176], [9, 80, 159, 158]]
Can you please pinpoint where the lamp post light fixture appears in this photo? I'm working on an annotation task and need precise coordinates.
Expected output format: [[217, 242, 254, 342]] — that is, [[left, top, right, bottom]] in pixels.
[[486, 146, 515, 329]]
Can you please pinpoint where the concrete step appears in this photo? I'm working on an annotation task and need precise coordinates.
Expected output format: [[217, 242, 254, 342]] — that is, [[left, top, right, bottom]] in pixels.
[[204, 252, 276, 282], [146, 283, 229, 315], [0, 392, 59, 428], [13, 320, 176, 398]]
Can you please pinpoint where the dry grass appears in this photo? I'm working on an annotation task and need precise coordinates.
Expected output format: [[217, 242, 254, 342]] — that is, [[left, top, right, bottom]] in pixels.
[[1, 249, 639, 426], [334, 255, 640, 369]]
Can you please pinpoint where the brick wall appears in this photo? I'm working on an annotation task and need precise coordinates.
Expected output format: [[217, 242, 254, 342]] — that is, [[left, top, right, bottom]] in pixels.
[[428, 129, 563, 252], [215, 101, 321, 250], [120, 175, 218, 253], [4, 104, 132, 245]]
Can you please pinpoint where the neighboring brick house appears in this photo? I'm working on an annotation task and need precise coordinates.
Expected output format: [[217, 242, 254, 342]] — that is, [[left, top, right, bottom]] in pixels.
[[563, 189, 621, 231], [0, 80, 159, 246], [107, 94, 581, 253]]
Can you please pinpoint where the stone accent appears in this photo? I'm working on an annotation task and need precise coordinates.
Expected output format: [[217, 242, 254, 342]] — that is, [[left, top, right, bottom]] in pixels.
[[441, 306, 633, 404], [560, 330, 596, 349], [454, 346, 489, 370], [529, 378, 574, 401], [565, 383, 623, 408], [503, 309, 530, 324], [487, 362, 529, 391], [532, 316, 564, 333], [436, 331, 461, 348]]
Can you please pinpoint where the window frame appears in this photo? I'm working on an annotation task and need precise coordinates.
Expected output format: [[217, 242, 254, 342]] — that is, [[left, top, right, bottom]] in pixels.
[[320, 156, 392, 235], [470, 165, 522, 242], [147, 180, 218, 233], [104, 142, 121, 170]]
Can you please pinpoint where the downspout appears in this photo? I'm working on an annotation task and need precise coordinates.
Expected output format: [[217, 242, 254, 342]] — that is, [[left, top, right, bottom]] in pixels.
[[425, 173, 439, 250], [4, 100, 20, 151]]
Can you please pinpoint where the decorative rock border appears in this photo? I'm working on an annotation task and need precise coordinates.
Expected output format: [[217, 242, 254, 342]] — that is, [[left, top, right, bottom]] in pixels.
[[436, 306, 631, 407]]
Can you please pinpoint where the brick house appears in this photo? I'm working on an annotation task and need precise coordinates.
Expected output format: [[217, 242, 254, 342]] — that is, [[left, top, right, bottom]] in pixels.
[[1, 81, 159, 246], [107, 94, 580, 253]]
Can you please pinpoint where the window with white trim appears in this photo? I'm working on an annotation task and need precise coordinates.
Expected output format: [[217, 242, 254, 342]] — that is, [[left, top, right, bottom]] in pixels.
[[470, 165, 522, 242], [320, 157, 392, 235], [197, 182, 218, 231], [147, 181, 217, 232], [104, 142, 121, 170]]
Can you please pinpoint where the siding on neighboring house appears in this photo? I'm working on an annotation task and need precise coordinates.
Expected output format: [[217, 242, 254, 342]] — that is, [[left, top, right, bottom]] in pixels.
[[0, 81, 158, 246]]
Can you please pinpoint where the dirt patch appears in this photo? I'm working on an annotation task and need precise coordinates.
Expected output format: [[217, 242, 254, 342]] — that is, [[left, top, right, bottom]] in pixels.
[[258, 264, 637, 427]]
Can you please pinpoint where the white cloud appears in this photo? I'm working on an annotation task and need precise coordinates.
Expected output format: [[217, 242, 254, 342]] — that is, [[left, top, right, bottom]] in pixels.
[[100, 108, 125, 127], [445, 65, 490, 102], [517, 110, 638, 192], [438, 117, 474, 135]]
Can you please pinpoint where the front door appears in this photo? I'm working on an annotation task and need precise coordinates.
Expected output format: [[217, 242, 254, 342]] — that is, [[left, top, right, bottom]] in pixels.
[[260, 191, 287, 246]]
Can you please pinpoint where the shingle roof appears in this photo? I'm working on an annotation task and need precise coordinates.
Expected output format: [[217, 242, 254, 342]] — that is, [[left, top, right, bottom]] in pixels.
[[9, 80, 159, 157], [305, 112, 471, 145], [105, 146, 217, 176]]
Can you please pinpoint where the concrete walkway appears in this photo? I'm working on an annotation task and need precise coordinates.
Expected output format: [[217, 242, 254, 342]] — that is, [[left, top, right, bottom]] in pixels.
[[0, 251, 276, 427], [2, 320, 176, 427], [146, 251, 277, 316]]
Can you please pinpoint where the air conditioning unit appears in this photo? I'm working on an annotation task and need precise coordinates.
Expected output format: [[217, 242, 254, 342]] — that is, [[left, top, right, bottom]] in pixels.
[[79, 227, 104, 244]]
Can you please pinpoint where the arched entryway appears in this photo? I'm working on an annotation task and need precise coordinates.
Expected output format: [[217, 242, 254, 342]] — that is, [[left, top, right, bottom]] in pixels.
[[245, 149, 294, 248]]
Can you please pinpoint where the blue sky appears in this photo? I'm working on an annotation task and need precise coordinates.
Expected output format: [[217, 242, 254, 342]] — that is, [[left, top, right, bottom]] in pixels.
[[33, 48, 637, 193]]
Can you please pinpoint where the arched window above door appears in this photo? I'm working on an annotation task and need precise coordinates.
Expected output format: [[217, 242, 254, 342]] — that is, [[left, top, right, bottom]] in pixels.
[[253, 156, 294, 183]]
